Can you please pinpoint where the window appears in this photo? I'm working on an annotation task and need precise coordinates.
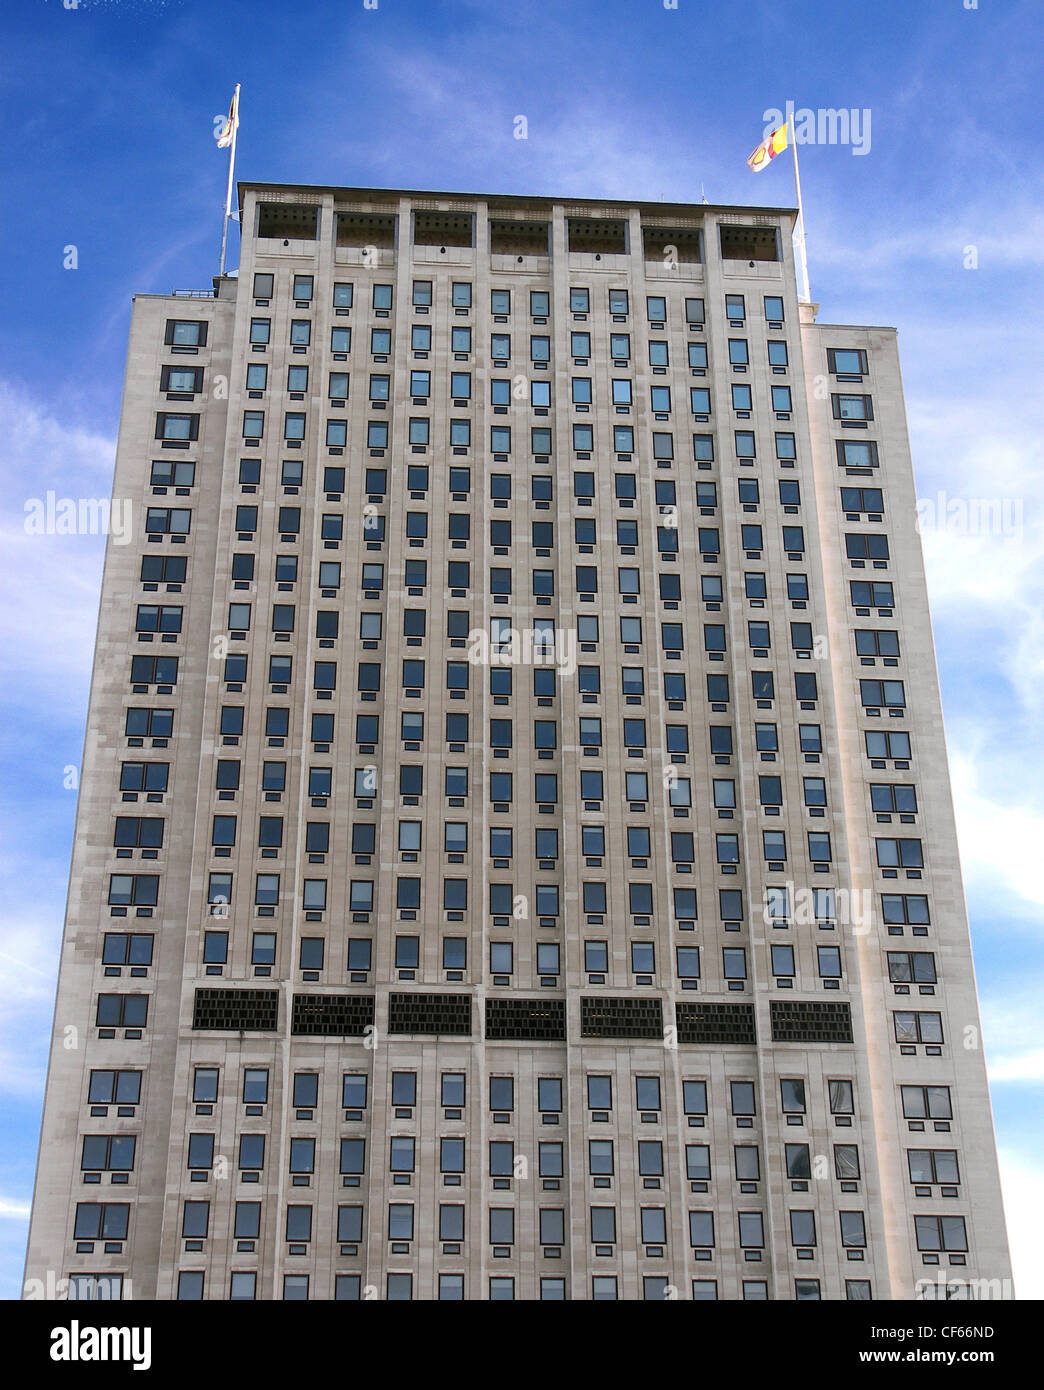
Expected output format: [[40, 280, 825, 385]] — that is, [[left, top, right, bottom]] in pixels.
[[88, 1069, 143, 1106], [828, 347, 869, 375], [489, 1207, 514, 1247], [739, 1150, 761, 1184], [891, 1088, 943, 1129], [106, 870, 160, 909], [578, 940, 607, 978], [833, 392, 874, 421], [908, 1149, 960, 1185], [161, 365, 202, 394], [165, 319, 207, 347], [818, 946, 842, 979], [590, 1206, 616, 1244], [852, 580, 895, 608], [894, 1011, 944, 1044], [830, 1145, 860, 1181], [887, 951, 937, 984], [738, 1212, 764, 1249], [824, 1080, 853, 1118], [388, 1203, 414, 1241], [860, 679, 905, 710], [841, 485, 884, 514], [838, 439, 880, 469], [855, 628, 900, 658], [68, 1274, 124, 1301], [74, 1202, 131, 1241], [876, 837, 923, 869], [865, 729, 911, 762], [915, 1215, 967, 1252], [151, 459, 195, 488], [80, 1135, 136, 1173]]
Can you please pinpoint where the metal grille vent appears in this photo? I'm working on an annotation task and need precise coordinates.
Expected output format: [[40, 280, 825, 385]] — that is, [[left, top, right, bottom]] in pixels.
[[675, 1002, 756, 1045], [485, 998, 566, 1041], [192, 988, 278, 1032], [770, 1000, 853, 1044], [291, 994, 375, 1037], [580, 996, 663, 1039], [388, 992, 472, 1036]]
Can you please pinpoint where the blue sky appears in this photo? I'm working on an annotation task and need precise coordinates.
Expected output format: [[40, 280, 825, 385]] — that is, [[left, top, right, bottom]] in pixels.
[[1, 0, 1041, 1298]]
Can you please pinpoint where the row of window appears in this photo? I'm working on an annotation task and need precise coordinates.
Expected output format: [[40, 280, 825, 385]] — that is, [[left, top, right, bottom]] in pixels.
[[150, 457, 882, 506], [80, 1196, 896, 1251], [98, 934, 930, 987], [176, 413, 816, 459], [166, 365, 811, 413], [98, 886, 930, 978], [124, 691, 911, 770], [241, 283, 786, 325], [153, 507, 818, 555], [231, 329, 800, 376], [84, 1123, 956, 1185], [93, 1067, 950, 1120], [175, 1271, 865, 1300]]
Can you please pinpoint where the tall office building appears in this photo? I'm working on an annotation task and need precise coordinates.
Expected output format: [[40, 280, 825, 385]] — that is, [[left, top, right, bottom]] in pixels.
[[25, 184, 1011, 1302]]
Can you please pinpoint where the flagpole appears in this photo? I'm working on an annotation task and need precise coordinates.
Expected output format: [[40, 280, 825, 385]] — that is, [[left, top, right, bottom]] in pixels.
[[218, 84, 241, 278], [788, 112, 812, 303]]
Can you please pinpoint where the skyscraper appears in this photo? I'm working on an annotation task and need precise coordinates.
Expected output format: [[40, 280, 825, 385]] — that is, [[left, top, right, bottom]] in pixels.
[[24, 184, 1011, 1301]]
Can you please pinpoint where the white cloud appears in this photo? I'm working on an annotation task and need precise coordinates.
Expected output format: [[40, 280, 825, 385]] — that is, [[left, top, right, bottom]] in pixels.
[[989, 1052, 1044, 1083], [0, 1198, 30, 1220], [812, 211, 1044, 276], [303, 36, 719, 206], [0, 915, 62, 1102], [0, 382, 113, 717], [997, 1149, 1044, 1298], [981, 989, 1044, 1081], [950, 757, 1044, 913], [0, 385, 110, 1116]]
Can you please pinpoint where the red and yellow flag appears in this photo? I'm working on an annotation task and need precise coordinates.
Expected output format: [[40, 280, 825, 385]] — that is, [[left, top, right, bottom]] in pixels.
[[216, 88, 239, 149], [747, 122, 788, 172]]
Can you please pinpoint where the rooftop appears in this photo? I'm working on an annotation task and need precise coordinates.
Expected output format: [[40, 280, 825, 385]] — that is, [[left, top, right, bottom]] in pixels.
[[236, 179, 798, 227]]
